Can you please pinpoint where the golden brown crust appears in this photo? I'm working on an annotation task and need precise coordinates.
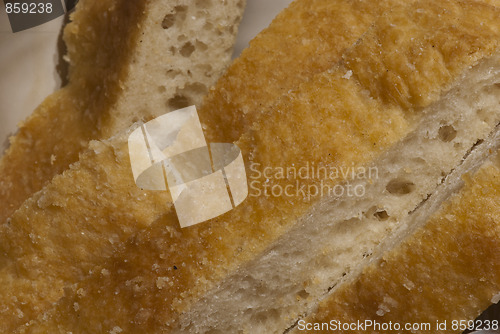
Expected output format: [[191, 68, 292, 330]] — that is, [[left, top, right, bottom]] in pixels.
[[2, 1, 400, 332], [0, 0, 386, 257], [10, 1, 500, 333], [0, 0, 244, 227], [297, 154, 500, 334], [1, 133, 171, 332], [0, 0, 146, 224]]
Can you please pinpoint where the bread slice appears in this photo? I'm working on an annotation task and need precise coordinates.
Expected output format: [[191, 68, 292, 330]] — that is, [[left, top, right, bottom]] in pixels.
[[1, 0, 399, 332], [6, 1, 500, 333], [0, 0, 245, 224], [291, 132, 500, 334]]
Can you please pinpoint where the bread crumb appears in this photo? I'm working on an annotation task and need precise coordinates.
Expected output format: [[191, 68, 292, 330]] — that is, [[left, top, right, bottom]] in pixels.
[[342, 70, 353, 80]]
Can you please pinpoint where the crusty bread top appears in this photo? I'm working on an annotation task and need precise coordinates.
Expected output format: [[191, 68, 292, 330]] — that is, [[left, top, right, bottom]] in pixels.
[[10, 1, 500, 333], [0, 0, 244, 331], [200, 0, 396, 143]]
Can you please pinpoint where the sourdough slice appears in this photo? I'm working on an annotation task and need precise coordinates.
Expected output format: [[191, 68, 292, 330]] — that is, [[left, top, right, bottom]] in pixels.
[[1, 0, 399, 331], [291, 133, 500, 334], [8, 1, 500, 333], [0, 0, 245, 224]]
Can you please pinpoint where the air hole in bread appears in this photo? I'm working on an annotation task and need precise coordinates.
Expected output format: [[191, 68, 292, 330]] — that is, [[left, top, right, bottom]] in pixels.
[[195, 0, 211, 9], [411, 157, 426, 165], [166, 70, 180, 79], [158, 86, 166, 93], [374, 210, 389, 221], [477, 108, 489, 122], [197, 64, 213, 77], [174, 5, 187, 19], [180, 42, 195, 57], [161, 14, 176, 29], [177, 34, 188, 42], [162, 6, 188, 29], [168, 95, 191, 110], [386, 178, 416, 195], [365, 206, 389, 221], [438, 125, 457, 142], [297, 289, 310, 300]]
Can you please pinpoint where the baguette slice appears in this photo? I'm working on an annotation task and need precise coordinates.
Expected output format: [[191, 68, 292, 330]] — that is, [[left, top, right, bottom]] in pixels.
[[9, 1, 500, 333], [0, 0, 245, 224], [291, 133, 500, 334], [1, 0, 400, 332]]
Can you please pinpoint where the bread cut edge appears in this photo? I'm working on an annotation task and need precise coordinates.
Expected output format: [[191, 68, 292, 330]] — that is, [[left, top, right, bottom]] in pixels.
[[8, 1, 500, 332], [174, 45, 500, 334], [0, 0, 245, 225], [290, 125, 500, 334]]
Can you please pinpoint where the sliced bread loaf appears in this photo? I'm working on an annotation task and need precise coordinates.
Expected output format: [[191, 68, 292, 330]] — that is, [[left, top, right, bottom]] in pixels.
[[1, 0, 398, 332], [6, 0, 500, 332]]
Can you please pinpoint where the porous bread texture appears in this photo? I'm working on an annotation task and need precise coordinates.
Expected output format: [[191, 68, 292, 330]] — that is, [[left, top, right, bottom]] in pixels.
[[98, 0, 246, 136], [0, 128, 172, 333], [293, 140, 500, 334], [8, 1, 500, 333], [3, 0, 400, 332], [0, 0, 245, 224]]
